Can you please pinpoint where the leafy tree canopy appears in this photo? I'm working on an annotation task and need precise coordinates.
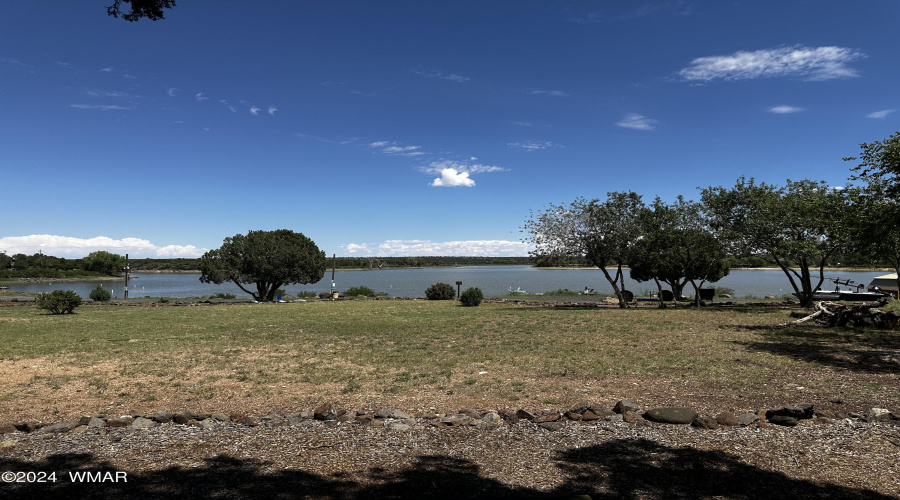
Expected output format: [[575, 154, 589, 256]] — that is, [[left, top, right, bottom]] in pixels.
[[106, 0, 176, 22], [701, 177, 854, 308], [846, 131, 900, 200], [524, 192, 644, 308], [82, 251, 126, 276], [198, 229, 327, 302]]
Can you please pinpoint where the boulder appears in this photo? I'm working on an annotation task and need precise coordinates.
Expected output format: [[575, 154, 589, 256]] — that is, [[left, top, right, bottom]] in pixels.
[[614, 399, 640, 414], [314, 403, 336, 421], [538, 422, 565, 431], [768, 415, 799, 427], [152, 411, 175, 423], [643, 408, 698, 425], [130, 417, 157, 429], [737, 412, 759, 426]]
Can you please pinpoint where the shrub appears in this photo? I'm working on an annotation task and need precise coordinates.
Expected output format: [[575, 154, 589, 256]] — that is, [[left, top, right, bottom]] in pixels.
[[344, 286, 375, 297], [89, 285, 112, 302], [425, 282, 456, 300], [212, 292, 237, 299], [459, 287, 483, 307], [37, 290, 82, 314]]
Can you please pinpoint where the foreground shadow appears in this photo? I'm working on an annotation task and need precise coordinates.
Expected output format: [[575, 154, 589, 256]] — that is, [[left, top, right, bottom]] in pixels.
[[2, 438, 894, 499], [733, 324, 900, 374]]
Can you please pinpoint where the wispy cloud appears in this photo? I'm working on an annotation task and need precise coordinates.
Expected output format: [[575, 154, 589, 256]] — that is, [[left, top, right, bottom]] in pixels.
[[768, 105, 804, 114], [249, 106, 261, 116], [529, 89, 569, 97], [0, 235, 206, 259], [296, 133, 358, 145], [370, 141, 426, 157], [86, 89, 138, 99], [99, 67, 114, 72], [569, 1, 694, 23], [219, 100, 237, 112], [195, 92, 208, 102], [166, 87, 180, 97], [69, 104, 132, 111], [679, 45, 866, 82], [508, 140, 555, 151], [340, 239, 532, 257], [413, 69, 471, 83], [867, 109, 896, 119], [419, 160, 507, 175], [616, 113, 658, 130], [268, 105, 278, 115]]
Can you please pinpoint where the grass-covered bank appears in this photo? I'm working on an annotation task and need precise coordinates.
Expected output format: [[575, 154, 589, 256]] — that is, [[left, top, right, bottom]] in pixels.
[[0, 301, 897, 422]]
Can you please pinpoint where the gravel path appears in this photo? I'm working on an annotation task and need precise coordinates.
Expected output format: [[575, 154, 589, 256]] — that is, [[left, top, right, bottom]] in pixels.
[[2, 417, 898, 499]]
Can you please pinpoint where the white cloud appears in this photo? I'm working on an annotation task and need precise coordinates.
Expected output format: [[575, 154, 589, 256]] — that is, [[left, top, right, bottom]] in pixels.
[[195, 92, 208, 102], [867, 109, 896, 119], [249, 106, 261, 115], [166, 87, 180, 97], [0, 235, 207, 259], [616, 113, 658, 130], [431, 168, 475, 187], [679, 45, 865, 82], [69, 104, 131, 111], [268, 105, 278, 115], [413, 69, 471, 83], [86, 89, 138, 99], [420, 160, 506, 175], [99, 67, 114, 72], [219, 100, 237, 112], [768, 105, 804, 114], [529, 89, 569, 97], [370, 140, 426, 156], [508, 140, 555, 151], [341, 239, 533, 257]]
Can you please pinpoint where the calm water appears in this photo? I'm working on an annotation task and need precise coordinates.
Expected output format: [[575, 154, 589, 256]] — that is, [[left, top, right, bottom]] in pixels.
[[2, 266, 888, 300]]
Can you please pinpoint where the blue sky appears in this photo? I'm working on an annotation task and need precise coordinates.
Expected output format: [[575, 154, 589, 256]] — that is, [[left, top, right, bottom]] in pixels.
[[2, 1, 898, 258]]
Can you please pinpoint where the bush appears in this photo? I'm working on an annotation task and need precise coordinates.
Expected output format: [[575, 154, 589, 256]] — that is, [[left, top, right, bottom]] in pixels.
[[459, 287, 483, 307], [344, 286, 375, 297], [425, 282, 456, 300], [212, 292, 236, 299], [37, 290, 82, 314], [89, 285, 112, 302]]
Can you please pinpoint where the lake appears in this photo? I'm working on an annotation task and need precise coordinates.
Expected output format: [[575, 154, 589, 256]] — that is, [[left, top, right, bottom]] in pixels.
[[2, 266, 888, 300]]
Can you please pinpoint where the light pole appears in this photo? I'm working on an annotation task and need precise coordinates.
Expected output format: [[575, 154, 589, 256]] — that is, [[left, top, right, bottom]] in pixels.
[[124, 253, 129, 299]]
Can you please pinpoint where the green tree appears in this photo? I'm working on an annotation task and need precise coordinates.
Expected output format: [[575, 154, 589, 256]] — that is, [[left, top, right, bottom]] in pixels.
[[846, 180, 900, 298], [106, 0, 176, 21], [846, 131, 900, 200], [525, 192, 644, 308], [82, 251, 126, 276], [701, 177, 854, 308], [198, 230, 327, 302], [37, 290, 83, 314], [629, 197, 729, 308]]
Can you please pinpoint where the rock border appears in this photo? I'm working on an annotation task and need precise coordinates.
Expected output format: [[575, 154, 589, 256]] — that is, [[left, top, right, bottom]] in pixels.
[[2, 400, 896, 436]]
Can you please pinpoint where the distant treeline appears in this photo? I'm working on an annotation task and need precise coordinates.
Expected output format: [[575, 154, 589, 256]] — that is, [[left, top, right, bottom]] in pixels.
[[128, 256, 535, 271]]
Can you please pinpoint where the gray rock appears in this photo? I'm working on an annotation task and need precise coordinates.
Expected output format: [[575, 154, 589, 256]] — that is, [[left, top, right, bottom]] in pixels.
[[385, 422, 410, 431], [768, 415, 799, 426], [213, 413, 231, 422], [643, 408, 698, 425], [153, 411, 175, 423], [390, 410, 411, 420], [374, 408, 392, 419], [129, 417, 157, 429], [614, 399, 640, 414], [438, 414, 473, 427], [197, 419, 216, 430], [765, 403, 814, 421], [737, 412, 759, 426], [538, 422, 565, 431], [515, 409, 535, 421], [40, 420, 80, 433], [314, 403, 336, 421], [87, 417, 106, 428]]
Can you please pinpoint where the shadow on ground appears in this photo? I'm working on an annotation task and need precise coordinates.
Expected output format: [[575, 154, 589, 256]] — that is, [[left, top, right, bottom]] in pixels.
[[1, 438, 893, 499], [734, 324, 900, 374]]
